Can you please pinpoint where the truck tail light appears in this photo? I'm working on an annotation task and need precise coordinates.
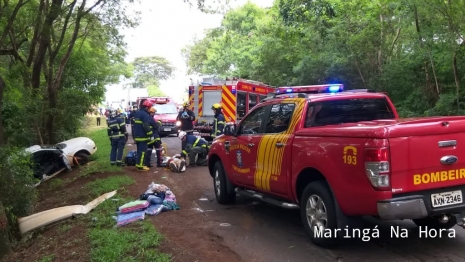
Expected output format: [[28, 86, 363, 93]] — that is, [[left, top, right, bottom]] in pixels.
[[364, 147, 390, 190]]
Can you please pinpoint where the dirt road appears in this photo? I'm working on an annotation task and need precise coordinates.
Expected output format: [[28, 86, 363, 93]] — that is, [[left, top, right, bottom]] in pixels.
[[125, 136, 465, 262]]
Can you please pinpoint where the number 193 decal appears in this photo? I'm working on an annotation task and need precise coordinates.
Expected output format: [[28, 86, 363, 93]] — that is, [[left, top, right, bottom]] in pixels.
[[343, 146, 357, 165]]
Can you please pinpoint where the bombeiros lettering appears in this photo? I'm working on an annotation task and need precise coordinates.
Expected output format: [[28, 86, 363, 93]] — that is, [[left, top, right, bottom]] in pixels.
[[230, 144, 251, 154], [413, 169, 465, 185], [314, 225, 379, 242]]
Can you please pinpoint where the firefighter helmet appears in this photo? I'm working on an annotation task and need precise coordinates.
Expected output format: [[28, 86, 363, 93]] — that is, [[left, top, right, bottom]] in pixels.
[[142, 100, 153, 108], [211, 103, 222, 110], [178, 131, 187, 140], [183, 102, 190, 107]]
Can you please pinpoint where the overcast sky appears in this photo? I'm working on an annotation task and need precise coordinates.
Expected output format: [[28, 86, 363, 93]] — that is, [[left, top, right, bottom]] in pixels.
[[104, 0, 275, 105]]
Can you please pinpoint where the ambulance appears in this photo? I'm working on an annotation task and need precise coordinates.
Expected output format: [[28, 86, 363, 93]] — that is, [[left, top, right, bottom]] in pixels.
[[188, 77, 275, 140], [136, 96, 180, 136]]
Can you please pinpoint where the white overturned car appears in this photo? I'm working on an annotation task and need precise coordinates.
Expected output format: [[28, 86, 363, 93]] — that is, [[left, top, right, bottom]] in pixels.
[[25, 137, 97, 180]]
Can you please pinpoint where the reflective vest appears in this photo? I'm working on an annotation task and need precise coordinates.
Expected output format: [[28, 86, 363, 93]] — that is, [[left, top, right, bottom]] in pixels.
[[107, 117, 125, 139]]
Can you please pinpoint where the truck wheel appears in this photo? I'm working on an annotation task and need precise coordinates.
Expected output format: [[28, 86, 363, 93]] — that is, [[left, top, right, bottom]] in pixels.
[[412, 216, 457, 230], [213, 161, 236, 204], [74, 152, 89, 165], [300, 181, 338, 247]]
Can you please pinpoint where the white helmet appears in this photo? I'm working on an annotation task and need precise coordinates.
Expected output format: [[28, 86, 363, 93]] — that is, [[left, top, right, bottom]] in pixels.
[[178, 131, 187, 140]]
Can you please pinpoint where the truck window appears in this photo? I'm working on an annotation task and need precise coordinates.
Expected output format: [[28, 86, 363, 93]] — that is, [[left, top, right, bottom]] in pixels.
[[249, 93, 257, 111], [265, 103, 296, 134], [237, 92, 246, 118], [305, 98, 395, 127], [259, 95, 267, 102], [238, 105, 267, 135]]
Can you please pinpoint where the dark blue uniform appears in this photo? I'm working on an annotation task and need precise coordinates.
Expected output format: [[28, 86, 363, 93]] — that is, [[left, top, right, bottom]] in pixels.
[[145, 116, 163, 167], [212, 112, 225, 138], [132, 109, 153, 169], [107, 116, 128, 165], [181, 135, 209, 166]]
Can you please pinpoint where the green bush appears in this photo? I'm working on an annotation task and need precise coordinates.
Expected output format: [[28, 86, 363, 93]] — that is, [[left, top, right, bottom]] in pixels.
[[0, 146, 36, 240]]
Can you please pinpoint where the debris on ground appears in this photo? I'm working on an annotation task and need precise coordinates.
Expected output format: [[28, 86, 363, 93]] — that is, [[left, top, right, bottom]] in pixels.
[[18, 190, 117, 235], [114, 182, 180, 227]]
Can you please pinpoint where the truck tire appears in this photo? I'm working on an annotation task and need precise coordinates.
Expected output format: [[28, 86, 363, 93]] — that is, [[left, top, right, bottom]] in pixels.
[[412, 216, 456, 230], [213, 161, 236, 204], [300, 181, 338, 247]]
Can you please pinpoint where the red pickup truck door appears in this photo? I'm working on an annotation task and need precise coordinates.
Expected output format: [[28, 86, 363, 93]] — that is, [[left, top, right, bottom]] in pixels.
[[255, 102, 297, 196], [229, 105, 269, 187]]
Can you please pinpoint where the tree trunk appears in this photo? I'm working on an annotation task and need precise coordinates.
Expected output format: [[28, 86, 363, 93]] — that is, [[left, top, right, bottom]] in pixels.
[[452, 51, 461, 112], [31, 0, 64, 90], [0, 75, 5, 145], [0, 202, 11, 260], [46, 4, 85, 143]]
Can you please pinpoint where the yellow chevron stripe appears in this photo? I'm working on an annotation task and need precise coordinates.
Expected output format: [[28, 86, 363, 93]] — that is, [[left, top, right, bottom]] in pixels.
[[254, 98, 307, 191], [198, 85, 203, 117], [221, 85, 237, 122]]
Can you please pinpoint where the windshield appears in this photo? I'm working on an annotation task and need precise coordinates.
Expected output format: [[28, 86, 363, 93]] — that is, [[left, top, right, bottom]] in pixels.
[[153, 103, 178, 114]]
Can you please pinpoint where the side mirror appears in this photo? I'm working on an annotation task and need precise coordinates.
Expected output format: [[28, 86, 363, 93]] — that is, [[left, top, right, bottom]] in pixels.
[[224, 124, 236, 136]]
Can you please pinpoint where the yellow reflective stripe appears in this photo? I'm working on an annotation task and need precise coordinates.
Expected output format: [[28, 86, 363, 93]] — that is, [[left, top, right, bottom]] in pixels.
[[119, 123, 125, 126], [110, 134, 125, 138], [201, 145, 206, 148], [109, 124, 118, 127], [134, 138, 150, 141], [193, 138, 200, 147], [155, 138, 161, 141], [182, 150, 188, 155], [218, 121, 225, 124], [134, 120, 142, 123], [214, 119, 218, 134], [148, 140, 154, 145], [147, 131, 153, 135]]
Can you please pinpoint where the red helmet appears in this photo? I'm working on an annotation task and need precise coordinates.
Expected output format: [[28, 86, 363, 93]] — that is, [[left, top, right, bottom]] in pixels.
[[142, 100, 153, 108]]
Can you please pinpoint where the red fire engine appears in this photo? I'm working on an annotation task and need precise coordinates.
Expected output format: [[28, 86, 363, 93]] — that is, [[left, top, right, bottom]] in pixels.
[[188, 78, 275, 140]]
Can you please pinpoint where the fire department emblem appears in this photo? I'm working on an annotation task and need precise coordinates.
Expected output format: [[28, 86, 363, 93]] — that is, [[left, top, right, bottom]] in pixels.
[[236, 150, 243, 167]]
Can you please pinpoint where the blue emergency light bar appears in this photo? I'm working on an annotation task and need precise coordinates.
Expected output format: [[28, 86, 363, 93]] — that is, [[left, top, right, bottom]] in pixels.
[[275, 84, 344, 95]]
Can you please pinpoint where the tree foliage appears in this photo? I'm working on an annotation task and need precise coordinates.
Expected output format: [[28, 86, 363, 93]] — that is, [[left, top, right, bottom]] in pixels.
[[182, 0, 465, 117], [125, 56, 176, 97]]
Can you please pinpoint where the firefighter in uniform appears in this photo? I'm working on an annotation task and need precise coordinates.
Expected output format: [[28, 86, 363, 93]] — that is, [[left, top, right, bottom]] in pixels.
[[107, 109, 128, 166], [211, 103, 225, 138], [132, 100, 154, 171], [176, 102, 196, 135], [129, 106, 138, 140], [145, 107, 163, 167], [178, 131, 209, 167], [177, 102, 196, 150], [117, 109, 127, 124]]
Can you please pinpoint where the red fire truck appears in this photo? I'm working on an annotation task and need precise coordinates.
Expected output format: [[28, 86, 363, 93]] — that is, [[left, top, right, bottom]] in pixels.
[[136, 96, 180, 136], [188, 78, 275, 140]]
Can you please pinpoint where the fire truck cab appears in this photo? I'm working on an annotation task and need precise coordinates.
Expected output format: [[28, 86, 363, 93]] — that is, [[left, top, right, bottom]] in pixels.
[[136, 96, 180, 136], [189, 78, 275, 140]]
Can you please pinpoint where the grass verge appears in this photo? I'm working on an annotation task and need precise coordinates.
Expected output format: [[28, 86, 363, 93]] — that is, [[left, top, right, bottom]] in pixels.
[[80, 117, 170, 261]]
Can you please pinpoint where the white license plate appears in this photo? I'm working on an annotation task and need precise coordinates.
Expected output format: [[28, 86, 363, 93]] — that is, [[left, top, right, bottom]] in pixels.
[[431, 190, 463, 207], [164, 128, 171, 131]]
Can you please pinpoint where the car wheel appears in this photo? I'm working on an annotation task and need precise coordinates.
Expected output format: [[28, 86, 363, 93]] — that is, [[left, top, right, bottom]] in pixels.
[[413, 216, 457, 230], [74, 152, 89, 165], [213, 161, 236, 204], [301, 181, 338, 247]]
